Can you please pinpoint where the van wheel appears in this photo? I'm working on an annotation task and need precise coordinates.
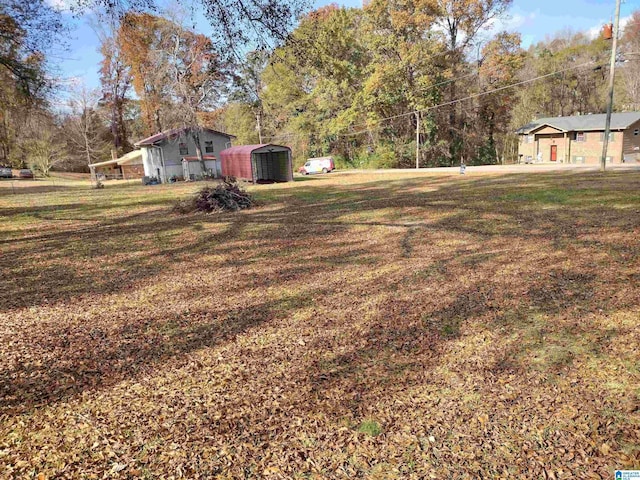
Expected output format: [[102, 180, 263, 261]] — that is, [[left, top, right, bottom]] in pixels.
[[322, 168, 328, 174]]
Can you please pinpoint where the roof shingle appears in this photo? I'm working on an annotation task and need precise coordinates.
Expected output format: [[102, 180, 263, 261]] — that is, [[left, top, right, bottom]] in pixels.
[[517, 112, 640, 134]]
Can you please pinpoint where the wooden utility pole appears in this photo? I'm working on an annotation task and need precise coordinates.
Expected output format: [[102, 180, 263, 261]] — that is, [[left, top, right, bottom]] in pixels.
[[415, 111, 420, 169], [601, 0, 622, 172]]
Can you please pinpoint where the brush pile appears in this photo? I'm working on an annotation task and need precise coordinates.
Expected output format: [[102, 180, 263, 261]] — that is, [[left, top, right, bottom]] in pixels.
[[174, 177, 253, 213]]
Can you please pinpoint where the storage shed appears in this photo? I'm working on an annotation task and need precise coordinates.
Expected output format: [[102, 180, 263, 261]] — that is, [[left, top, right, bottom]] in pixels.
[[220, 144, 293, 183]]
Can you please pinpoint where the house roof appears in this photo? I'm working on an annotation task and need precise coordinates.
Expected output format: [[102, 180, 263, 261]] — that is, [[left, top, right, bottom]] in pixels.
[[135, 127, 236, 147], [517, 112, 640, 134], [182, 155, 217, 162], [220, 144, 290, 156], [88, 149, 142, 168], [88, 158, 119, 168], [117, 150, 143, 164]]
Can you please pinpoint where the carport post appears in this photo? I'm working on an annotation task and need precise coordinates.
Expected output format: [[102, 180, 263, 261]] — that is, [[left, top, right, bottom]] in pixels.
[[251, 153, 257, 184], [288, 150, 293, 181]]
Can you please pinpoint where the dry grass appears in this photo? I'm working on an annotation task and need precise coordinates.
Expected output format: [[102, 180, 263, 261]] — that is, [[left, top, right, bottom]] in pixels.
[[1, 171, 639, 479]]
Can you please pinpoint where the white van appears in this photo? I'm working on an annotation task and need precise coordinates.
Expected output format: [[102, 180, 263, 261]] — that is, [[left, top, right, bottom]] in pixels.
[[298, 157, 335, 175]]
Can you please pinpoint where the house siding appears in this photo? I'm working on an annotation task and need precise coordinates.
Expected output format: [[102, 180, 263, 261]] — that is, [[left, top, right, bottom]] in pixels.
[[141, 129, 232, 181], [622, 119, 640, 162]]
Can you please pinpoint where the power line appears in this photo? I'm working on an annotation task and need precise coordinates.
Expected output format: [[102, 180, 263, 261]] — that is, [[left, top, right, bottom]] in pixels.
[[265, 59, 598, 142], [262, 68, 479, 142], [343, 60, 597, 134]]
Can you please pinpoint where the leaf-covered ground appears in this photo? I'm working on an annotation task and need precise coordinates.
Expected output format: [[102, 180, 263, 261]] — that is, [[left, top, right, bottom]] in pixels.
[[1, 171, 639, 479]]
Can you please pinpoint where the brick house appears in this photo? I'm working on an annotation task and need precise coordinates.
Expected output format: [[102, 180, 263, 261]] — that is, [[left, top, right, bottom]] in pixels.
[[516, 112, 640, 164]]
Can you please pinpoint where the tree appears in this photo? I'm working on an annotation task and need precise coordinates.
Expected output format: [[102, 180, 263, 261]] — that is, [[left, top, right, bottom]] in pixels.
[[434, 0, 512, 165], [70, 0, 309, 55], [118, 13, 173, 135], [619, 11, 640, 110], [22, 116, 66, 176], [474, 32, 524, 164], [230, 50, 269, 143], [63, 85, 111, 168], [98, 25, 132, 154], [0, 0, 64, 97], [222, 103, 261, 145], [167, 26, 228, 170]]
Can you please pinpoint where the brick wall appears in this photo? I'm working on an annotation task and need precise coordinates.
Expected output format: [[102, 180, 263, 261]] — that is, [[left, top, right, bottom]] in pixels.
[[569, 130, 623, 164], [537, 134, 567, 162], [518, 135, 536, 162], [122, 164, 144, 178]]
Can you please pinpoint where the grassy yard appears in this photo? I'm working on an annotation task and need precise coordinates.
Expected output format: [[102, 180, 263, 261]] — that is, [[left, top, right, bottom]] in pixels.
[[1, 171, 639, 479]]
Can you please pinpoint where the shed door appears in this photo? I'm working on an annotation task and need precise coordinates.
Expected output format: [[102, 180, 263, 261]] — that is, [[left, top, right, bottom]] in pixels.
[[550, 145, 557, 162]]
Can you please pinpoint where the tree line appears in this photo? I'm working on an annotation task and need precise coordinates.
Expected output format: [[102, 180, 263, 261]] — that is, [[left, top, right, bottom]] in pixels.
[[2, 0, 640, 174], [225, 3, 640, 168]]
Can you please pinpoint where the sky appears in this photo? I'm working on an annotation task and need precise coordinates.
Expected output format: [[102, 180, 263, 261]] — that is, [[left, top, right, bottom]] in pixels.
[[51, 0, 640, 96]]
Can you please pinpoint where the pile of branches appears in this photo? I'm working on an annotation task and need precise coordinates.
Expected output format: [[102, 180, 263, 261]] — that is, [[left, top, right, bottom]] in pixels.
[[174, 177, 254, 214]]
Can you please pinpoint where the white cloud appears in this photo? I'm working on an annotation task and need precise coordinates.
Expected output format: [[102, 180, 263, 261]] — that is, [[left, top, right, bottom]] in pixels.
[[44, 0, 73, 12], [481, 10, 538, 39]]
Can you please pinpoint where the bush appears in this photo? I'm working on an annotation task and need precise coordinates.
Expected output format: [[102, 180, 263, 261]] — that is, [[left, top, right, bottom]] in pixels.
[[353, 144, 399, 169], [173, 177, 253, 214]]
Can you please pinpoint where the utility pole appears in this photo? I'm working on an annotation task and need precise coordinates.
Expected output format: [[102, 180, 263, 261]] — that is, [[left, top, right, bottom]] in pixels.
[[601, 0, 622, 172], [415, 111, 420, 169]]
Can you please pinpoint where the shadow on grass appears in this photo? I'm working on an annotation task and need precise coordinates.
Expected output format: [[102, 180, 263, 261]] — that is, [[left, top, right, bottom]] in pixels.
[[1, 170, 639, 416], [0, 292, 317, 413]]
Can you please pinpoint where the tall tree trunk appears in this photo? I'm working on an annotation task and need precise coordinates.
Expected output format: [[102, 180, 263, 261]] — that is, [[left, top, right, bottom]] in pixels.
[[192, 129, 205, 173], [255, 109, 263, 144]]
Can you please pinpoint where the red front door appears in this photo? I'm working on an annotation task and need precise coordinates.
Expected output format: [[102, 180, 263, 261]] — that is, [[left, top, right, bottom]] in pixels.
[[550, 145, 558, 162]]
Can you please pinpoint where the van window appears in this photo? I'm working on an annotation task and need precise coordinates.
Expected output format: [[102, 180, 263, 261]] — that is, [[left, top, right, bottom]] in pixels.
[[305, 162, 311, 167]]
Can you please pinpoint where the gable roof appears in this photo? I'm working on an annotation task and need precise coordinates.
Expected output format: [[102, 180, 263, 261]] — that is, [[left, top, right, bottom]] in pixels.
[[517, 112, 640, 134], [220, 144, 291, 156], [135, 127, 235, 147]]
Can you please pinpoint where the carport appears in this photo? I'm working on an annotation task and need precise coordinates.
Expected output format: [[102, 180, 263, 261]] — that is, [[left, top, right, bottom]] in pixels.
[[220, 144, 293, 183]]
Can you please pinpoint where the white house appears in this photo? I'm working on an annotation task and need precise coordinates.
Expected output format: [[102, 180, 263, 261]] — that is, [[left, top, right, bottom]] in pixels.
[[135, 127, 235, 182]]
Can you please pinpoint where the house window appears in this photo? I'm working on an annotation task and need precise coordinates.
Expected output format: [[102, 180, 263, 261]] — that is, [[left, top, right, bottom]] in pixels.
[[634, 129, 639, 136], [599, 132, 615, 142], [572, 156, 585, 164], [179, 143, 189, 155], [575, 132, 586, 142], [527, 135, 534, 144], [204, 141, 214, 153]]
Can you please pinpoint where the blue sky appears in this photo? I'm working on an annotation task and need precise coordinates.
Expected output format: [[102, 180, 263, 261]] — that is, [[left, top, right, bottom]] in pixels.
[[52, 0, 640, 94]]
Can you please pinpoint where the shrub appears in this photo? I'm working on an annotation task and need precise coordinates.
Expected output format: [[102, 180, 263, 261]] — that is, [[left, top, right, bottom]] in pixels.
[[174, 177, 253, 214]]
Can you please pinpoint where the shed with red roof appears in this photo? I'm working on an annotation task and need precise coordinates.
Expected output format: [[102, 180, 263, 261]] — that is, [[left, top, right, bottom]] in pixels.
[[220, 144, 293, 183]]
